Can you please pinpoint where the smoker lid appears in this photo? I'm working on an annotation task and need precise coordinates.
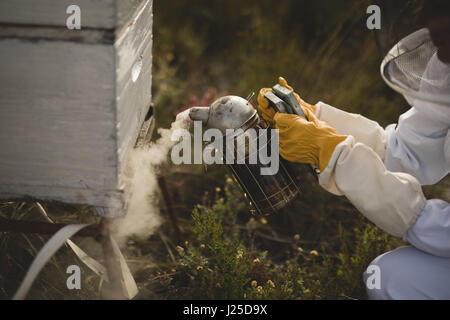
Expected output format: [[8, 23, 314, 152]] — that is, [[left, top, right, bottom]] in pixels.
[[208, 96, 257, 134], [189, 95, 258, 134]]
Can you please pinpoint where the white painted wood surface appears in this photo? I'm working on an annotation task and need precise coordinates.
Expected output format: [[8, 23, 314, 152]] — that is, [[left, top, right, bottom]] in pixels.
[[116, 0, 153, 177], [0, 0, 144, 30], [0, 0, 153, 217]]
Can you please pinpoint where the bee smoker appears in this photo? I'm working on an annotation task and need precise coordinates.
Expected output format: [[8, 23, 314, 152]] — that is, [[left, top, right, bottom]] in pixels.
[[189, 95, 300, 216]]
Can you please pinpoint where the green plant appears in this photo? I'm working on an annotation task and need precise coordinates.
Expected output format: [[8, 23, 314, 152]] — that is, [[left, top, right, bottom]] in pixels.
[[165, 177, 391, 300], [304, 220, 405, 299]]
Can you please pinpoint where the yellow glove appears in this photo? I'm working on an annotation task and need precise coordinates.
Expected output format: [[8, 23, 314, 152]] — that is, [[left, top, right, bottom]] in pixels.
[[274, 109, 347, 173], [257, 77, 316, 124]]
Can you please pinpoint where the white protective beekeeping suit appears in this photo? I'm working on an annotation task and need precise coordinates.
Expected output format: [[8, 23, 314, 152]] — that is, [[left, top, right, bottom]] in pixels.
[[315, 29, 450, 299]]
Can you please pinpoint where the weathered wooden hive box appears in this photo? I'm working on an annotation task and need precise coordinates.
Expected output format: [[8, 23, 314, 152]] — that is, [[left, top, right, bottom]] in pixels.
[[0, 0, 154, 217]]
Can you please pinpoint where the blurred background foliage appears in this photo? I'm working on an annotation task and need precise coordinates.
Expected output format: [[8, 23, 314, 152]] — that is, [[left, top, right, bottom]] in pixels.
[[1, 0, 449, 300], [153, 0, 410, 130]]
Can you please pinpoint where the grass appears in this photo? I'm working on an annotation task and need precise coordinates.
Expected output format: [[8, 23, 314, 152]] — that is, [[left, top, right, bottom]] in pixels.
[[0, 202, 100, 299]]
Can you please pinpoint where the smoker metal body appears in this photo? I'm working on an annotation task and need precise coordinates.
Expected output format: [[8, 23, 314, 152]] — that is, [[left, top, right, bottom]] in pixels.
[[0, 0, 154, 217], [190, 96, 300, 216]]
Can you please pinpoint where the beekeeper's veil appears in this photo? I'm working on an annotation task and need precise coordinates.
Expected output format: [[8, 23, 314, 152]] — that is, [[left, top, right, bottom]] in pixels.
[[376, 0, 450, 117]]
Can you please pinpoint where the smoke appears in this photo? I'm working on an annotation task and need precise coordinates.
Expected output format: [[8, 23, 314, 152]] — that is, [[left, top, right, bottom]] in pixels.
[[112, 110, 191, 244]]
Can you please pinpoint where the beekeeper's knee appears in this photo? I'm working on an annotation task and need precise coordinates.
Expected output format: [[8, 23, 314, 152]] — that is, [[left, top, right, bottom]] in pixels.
[[362, 246, 450, 300], [363, 247, 413, 300]]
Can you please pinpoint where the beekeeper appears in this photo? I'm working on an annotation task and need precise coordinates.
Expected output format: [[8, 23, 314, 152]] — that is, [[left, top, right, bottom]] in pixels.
[[257, 3, 450, 299]]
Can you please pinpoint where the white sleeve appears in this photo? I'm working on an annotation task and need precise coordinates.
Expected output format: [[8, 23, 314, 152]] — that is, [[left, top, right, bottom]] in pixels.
[[315, 101, 387, 159], [319, 136, 427, 238], [384, 106, 450, 185], [404, 199, 450, 258], [315, 102, 450, 186]]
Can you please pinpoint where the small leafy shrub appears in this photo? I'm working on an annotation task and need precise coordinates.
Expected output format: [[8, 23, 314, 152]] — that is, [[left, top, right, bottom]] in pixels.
[[165, 177, 404, 300], [305, 221, 405, 299]]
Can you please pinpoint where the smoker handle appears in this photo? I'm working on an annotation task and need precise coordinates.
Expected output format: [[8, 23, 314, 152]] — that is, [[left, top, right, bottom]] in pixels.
[[263, 91, 293, 114], [271, 84, 308, 119], [263, 90, 320, 177]]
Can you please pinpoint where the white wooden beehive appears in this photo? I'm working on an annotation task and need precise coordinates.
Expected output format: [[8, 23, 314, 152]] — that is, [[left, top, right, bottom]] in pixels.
[[0, 0, 154, 217]]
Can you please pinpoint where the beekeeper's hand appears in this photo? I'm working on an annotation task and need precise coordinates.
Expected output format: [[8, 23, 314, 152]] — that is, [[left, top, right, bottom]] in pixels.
[[257, 77, 316, 125], [258, 77, 388, 159], [274, 110, 347, 173]]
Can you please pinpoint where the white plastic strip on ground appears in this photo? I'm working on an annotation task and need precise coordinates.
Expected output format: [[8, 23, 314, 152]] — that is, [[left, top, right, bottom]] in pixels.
[[66, 240, 109, 282], [12, 224, 90, 300], [109, 234, 139, 299], [35, 202, 109, 282]]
